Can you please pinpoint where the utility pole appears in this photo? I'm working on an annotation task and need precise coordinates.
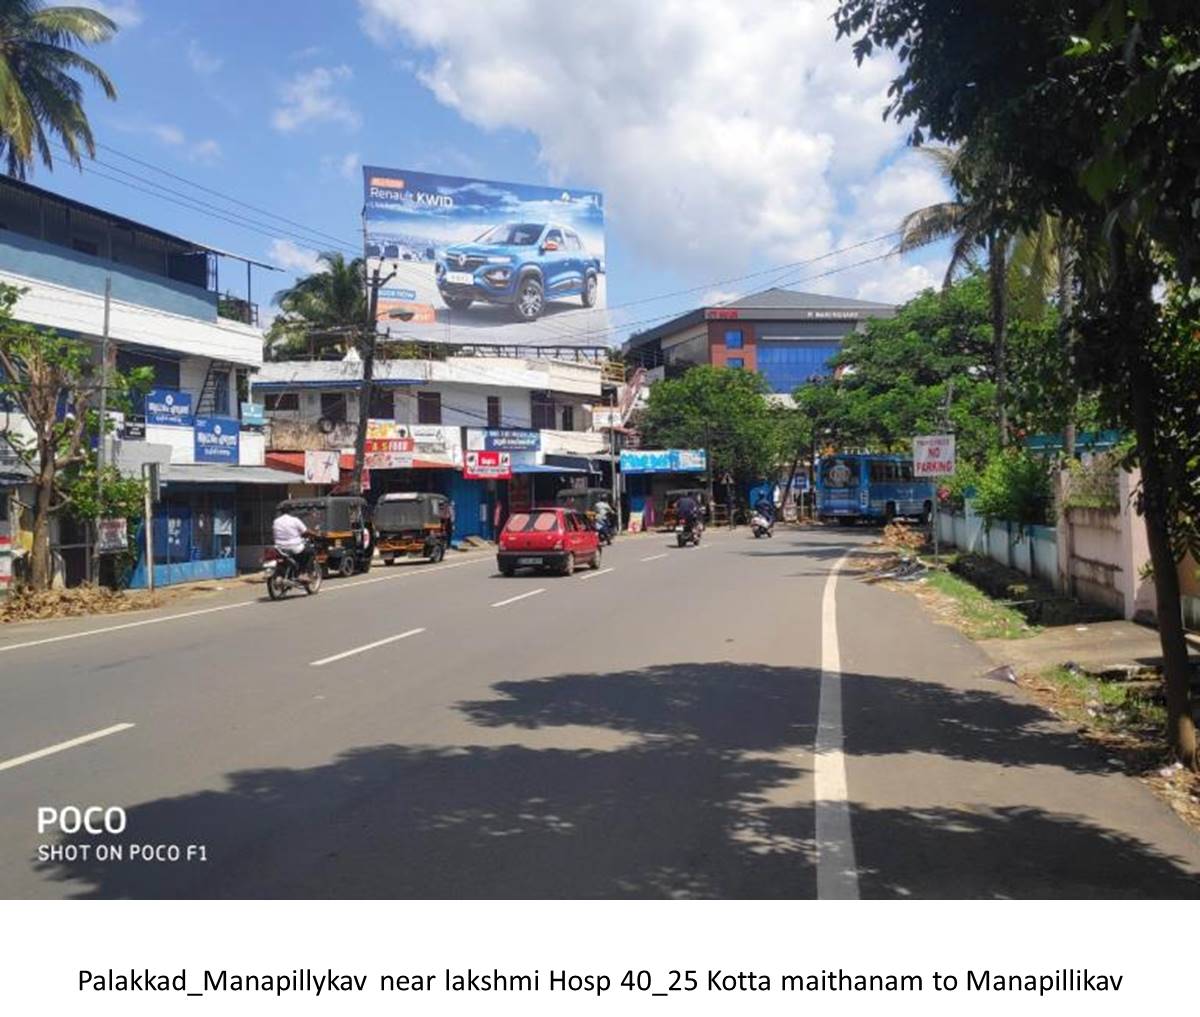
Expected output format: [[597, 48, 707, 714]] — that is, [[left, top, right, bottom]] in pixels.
[[350, 265, 395, 496], [608, 390, 622, 532], [92, 276, 112, 584]]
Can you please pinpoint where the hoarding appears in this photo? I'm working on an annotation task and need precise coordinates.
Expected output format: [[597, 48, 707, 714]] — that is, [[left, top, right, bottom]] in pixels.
[[363, 166, 606, 346], [194, 416, 239, 464], [304, 450, 339, 484], [466, 427, 541, 452], [913, 434, 956, 477], [620, 449, 708, 474]]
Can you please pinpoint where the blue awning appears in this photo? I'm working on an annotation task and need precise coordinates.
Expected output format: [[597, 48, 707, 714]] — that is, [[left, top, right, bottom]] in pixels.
[[511, 464, 587, 474]]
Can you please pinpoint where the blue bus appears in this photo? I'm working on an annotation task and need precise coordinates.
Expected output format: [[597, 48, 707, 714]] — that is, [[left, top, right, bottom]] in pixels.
[[815, 453, 935, 524]]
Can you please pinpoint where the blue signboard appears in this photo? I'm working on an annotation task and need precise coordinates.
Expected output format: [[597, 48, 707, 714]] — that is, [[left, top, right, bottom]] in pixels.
[[240, 401, 265, 427], [145, 388, 192, 427], [194, 416, 240, 464], [620, 449, 707, 474], [483, 428, 541, 452]]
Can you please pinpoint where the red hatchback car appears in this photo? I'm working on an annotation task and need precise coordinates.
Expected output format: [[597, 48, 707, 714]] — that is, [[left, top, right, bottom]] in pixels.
[[497, 507, 601, 576]]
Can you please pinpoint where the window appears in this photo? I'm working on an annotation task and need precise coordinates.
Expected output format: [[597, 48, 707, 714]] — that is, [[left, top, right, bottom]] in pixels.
[[756, 342, 842, 393], [725, 329, 744, 349], [561, 404, 574, 431], [117, 349, 180, 391], [531, 392, 556, 429], [544, 228, 564, 248], [727, 357, 745, 369], [264, 392, 298, 412], [504, 510, 560, 532], [487, 395, 502, 428], [418, 391, 442, 425], [320, 392, 347, 423], [368, 386, 394, 420], [565, 232, 583, 251], [212, 372, 230, 416]]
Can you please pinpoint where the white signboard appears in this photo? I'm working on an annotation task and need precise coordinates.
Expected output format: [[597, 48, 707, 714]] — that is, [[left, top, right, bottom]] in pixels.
[[913, 434, 956, 477], [304, 450, 340, 485]]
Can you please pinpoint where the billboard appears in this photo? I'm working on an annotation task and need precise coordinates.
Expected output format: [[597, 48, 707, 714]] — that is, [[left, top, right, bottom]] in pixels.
[[363, 166, 606, 347]]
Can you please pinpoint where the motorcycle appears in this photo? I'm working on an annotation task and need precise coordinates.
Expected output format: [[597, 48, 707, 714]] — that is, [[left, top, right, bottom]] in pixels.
[[263, 542, 323, 600], [675, 516, 702, 547], [751, 512, 774, 538], [594, 516, 614, 546]]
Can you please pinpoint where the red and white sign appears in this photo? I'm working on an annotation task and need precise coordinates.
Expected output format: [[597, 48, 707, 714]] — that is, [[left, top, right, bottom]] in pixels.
[[463, 449, 512, 480], [913, 434, 956, 477], [364, 436, 415, 469]]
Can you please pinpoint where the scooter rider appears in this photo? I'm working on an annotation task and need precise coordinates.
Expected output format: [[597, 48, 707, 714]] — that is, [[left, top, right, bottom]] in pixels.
[[593, 496, 615, 539], [675, 493, 701, 532], [754, 492, 776, 526], [273, 506, 321, 576]]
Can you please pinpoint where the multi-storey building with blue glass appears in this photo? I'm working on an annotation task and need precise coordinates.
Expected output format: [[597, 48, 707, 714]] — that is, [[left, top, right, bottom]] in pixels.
[[622, 287, 895, 394]]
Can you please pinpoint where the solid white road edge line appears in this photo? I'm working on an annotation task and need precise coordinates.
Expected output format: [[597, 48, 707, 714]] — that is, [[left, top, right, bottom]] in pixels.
[[815, 550, 859, 900], [0, 602, 253, 655], [640, 553, 669, 562], [0, 723, 135, 773], [309, 628, 426, 667], [491, 588, 546, 608], [576, 567, 615, 580]]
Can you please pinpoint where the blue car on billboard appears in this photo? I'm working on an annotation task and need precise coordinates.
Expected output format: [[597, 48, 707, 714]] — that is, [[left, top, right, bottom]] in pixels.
[[436, 221, 601, 322]]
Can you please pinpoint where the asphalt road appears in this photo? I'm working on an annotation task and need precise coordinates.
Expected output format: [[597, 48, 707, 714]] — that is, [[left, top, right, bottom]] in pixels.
[[1, 526, 1198, 898]]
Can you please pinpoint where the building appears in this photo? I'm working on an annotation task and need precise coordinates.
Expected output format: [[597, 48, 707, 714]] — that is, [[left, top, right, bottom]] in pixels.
[[622, 287, 896, 393], [251, 352, 615, 543], [0, 176, 297, 588]]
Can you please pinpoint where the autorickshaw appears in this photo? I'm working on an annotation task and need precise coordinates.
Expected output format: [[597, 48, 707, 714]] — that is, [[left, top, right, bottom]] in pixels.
[[277, 495, 373, 577], [374, 492, 449, 564], [555, 487, 612, 521]]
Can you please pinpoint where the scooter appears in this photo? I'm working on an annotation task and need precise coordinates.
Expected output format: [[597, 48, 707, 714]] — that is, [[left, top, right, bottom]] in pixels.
[[263, 543, 323, 600], [675, 517, 702, 547], [594, 516, 614, 546], [751, 512, 774, 538]]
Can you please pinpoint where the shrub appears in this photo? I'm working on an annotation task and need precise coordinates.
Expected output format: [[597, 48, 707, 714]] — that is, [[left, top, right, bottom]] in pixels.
[[973, 447, 1053, 527]]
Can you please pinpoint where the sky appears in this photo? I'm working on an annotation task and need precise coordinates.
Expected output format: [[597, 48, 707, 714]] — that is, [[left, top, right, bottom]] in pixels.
[[45, 0, 953, 343]]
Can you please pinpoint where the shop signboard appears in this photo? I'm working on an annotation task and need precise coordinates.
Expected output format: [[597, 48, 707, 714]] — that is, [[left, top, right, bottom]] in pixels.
[[122, 415, 146, 440], [240, 402, 265, 427], [194, 416, 239, 464], [304, 450, 339, 484], [619, 449, 707, 474], [145, 388, 192, 427], [463, 449, 512, 480], [468, 427, 541, 452], [364, 435, 415, 468], [409, 425, 463, 467], [913, 434, 956, 477], [363, 165, 606, 347]]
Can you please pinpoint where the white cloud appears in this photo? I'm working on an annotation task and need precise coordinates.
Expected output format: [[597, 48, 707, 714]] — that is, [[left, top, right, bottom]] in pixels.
[[359, 0, 924, 285], [325, 151, 360, 180], [187, 40, 223, 75], [272, 65, 361, 132], [93, 1, 142, 28], [268, 239, 323, 275], [188, 138, 222, 165]]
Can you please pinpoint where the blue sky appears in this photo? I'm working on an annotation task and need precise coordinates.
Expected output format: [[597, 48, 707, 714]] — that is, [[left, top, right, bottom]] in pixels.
[[47, 1, 950, 341]]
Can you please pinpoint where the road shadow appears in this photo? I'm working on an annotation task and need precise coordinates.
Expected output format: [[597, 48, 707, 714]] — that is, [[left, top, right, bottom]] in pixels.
[[31, 661, 1200, 898]]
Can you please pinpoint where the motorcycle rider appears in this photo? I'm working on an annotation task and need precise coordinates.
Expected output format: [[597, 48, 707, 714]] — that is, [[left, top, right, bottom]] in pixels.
[[675, 493, 701, 535], [754, 492, 776, 529], [593, 496, 615, 540], [272, 506, 321, 577]]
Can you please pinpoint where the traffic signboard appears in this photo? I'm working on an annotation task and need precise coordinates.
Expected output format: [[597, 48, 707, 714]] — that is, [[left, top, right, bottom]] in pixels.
[[913, 434, 956, 477]]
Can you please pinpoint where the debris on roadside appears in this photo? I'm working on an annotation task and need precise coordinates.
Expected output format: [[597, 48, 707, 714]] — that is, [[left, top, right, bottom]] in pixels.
[[982, 664, 1018, 684], [1, 585, 164, 622], [881, 521, 928, 553]]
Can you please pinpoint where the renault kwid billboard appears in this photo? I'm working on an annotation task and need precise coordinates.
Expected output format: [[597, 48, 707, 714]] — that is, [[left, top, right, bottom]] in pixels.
[[362, 166, 606, 346]]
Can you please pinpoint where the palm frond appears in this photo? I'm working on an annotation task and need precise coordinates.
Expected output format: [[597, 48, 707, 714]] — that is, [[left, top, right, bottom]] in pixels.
[[896, 201, 965, 252], [27, 6, 117, 46]]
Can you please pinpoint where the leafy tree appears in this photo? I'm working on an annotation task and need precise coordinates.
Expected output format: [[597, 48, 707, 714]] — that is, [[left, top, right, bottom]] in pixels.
[[265, 252, 365, 360], [0, 284, 148, 590], [640, 366, 781, 486], [972, 448, 1053, 528], [0, 0, 118, 178], [834, 0, 1200, 766]]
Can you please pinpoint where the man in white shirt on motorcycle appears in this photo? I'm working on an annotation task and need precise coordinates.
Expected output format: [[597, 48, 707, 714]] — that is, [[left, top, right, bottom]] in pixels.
[[273, 508, 320, 576]]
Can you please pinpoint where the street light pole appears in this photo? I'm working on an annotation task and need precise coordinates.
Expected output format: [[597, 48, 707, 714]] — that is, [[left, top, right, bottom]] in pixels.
[[92, 275, 112, 583], [350, 266, 396, 496]]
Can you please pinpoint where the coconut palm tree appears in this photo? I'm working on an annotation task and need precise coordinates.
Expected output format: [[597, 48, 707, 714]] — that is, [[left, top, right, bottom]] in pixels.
[[0, 1, 118, 179], [265, 252, 366, 360], [895, 145, 1014, 442]]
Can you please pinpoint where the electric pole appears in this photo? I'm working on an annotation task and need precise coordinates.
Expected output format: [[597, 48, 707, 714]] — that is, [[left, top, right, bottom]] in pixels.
[[92, 275, 112, 583], [350, 265, 395, 496]]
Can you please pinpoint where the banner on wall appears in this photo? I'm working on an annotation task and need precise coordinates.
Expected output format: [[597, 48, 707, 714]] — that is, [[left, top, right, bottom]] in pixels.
[[363, 165, 607, 347], [466, 427, 541, 452], [145, 388, 192, 427], [619, 449, 707, 474], [304, 450, 340, 485]]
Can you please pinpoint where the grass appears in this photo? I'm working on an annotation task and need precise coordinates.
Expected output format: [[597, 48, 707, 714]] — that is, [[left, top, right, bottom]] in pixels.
[[922, 569, 1038, 640], [1037, 665, 1167, 734]]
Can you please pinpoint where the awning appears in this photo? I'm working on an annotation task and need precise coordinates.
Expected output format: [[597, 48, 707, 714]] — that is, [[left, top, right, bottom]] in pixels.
[[512, 463, 587, 474], [161, 464, 304, 485], [542, 454, 602, 473]]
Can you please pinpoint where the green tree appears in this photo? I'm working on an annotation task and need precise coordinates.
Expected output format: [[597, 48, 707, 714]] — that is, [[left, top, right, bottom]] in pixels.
[[265, 252, 365, 360], [0, 0, 118, 178], [0, 284, 148, 590], [640, 366, 781, 486], [834, 0, 1200, 765]]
